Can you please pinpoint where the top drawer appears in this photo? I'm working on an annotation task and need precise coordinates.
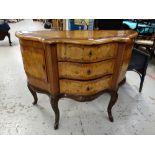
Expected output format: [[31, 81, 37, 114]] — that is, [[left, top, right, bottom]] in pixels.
[[57, 43, 118, 63]]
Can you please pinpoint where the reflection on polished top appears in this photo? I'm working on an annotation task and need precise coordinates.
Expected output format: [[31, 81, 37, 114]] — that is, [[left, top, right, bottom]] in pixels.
[[16, 30, 137, 45]]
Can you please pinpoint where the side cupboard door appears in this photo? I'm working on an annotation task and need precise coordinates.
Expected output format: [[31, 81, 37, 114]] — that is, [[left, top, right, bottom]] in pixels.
[[20, 39, 47, 82]]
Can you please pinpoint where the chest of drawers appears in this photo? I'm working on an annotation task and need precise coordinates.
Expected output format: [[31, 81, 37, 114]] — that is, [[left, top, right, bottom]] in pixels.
[[16, 30, 137, 129]]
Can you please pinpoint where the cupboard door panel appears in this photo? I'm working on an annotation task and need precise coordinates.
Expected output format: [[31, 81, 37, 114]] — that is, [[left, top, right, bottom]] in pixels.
[[20, 42, 47, 82]]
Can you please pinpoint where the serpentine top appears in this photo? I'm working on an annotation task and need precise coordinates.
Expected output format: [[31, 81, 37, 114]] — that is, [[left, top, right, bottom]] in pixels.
[[16, 30, 137, 45]]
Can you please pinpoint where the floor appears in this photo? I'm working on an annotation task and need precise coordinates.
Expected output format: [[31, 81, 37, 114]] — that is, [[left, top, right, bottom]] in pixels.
[[0, 20, 155, 135]]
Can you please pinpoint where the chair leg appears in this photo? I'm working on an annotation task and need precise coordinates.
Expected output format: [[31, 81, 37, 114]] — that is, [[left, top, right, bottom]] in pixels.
[[7, 32, 12, 46], [139, 74, 145, 92]]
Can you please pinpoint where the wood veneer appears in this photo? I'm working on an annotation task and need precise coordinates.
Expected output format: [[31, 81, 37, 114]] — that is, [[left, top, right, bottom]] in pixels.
[[16, 30, 137, 129], [58, 60, 114, 80], [57, 43, 118, 62]]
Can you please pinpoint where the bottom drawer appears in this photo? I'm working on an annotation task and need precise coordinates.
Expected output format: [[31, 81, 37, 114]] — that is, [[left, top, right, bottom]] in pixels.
[[60, 76, 112, 96]]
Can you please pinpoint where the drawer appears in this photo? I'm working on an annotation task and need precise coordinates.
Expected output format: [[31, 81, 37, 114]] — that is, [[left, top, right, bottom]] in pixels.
[[58, 60, 114, 80], [57, 43, 118, 62], [60, 76, 112, 96]]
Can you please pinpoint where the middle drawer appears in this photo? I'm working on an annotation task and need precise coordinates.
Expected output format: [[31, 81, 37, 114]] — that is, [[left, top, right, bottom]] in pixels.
[[58, 59, 114, 80]]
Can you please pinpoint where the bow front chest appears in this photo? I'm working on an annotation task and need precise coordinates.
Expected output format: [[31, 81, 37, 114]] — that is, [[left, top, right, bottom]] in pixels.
[[16, 30, 137, 129]]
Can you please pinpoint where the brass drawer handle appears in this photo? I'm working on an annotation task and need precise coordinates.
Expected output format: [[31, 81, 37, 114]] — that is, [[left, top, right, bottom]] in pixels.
[[89, 51, 92, 57], [87, 69, 91, 75]]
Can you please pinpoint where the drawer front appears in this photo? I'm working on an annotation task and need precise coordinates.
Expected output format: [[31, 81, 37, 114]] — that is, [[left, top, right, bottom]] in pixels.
[[59, 60, 114, 80], [57, 43, 118, 62], [60, 76, 112, 96], [20, 44, 47, 82]]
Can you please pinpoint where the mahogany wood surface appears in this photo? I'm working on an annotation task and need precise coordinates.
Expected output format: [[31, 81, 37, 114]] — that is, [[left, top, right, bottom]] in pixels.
[[16, 30, 137, 129]]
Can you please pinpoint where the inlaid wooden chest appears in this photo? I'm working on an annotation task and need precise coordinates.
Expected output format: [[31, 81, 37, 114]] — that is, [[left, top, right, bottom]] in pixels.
[[16, 30, 137, 129]]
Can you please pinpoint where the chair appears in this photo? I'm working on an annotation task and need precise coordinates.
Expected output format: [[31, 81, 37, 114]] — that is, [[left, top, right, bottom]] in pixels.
[[0, 30, 12, 46], [128, 47, 150, 92], [0, 20, 12, 46]]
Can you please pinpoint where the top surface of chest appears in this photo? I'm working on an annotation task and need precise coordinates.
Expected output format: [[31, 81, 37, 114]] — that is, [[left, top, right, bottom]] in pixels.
[[16, 30, 137, 45]]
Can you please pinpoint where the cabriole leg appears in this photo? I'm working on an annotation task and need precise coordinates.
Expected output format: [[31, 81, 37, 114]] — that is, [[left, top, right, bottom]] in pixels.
[[50, 96, 60, 130], [107, 90, 118, 122], [27, 83, 38, 105]]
